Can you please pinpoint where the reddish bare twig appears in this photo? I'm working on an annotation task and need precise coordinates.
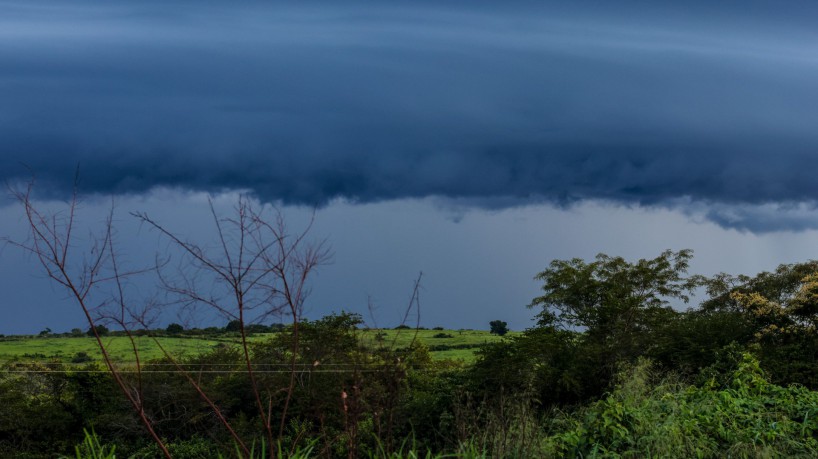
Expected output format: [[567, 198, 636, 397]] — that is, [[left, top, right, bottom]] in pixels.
[[7, 177, 172, 459]]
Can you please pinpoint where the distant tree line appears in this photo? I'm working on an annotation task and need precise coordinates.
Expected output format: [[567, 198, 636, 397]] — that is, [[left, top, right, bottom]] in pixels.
[[18, 321, 291, 339]]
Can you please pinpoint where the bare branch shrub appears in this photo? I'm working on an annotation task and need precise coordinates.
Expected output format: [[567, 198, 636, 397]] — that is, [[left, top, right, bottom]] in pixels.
[[6, 179, 431, 459], [133, 195, 330, 456], [5, 177, 172, 458]]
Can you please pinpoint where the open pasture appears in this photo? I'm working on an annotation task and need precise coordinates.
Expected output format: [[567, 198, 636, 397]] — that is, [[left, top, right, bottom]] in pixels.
[[0, 328, 517, 365]]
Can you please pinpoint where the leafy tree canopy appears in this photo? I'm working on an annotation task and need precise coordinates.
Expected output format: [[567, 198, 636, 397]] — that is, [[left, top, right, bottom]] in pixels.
[[489, 320, 508, 336], [700, 260, 818, 313], [224, 319, 241, 332], [529, 249, 699, 335], [87, 325, 109, 337]]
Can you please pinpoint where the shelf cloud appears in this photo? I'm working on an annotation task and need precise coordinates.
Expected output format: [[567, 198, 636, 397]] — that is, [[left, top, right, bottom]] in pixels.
[[3, 1, 818, 231]]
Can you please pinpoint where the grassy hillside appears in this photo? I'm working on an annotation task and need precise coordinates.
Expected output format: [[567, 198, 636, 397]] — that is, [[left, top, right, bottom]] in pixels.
[[0, 328, 517, 364], [0, 335, 226, 363], [359, 328, 519, 360]]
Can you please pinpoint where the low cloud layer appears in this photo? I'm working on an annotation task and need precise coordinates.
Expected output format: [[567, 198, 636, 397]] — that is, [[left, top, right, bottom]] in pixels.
[[3, 1, 818, 231]]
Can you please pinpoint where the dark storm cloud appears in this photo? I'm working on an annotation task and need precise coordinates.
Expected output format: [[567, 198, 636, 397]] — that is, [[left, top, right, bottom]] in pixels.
[[3, 0, 818, 230]]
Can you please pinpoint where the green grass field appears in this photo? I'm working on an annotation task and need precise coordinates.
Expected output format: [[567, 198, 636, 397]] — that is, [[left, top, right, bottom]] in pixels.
[[0, 329, 517, 365], [0, 335, 228, 363], [358, 328, 520, 361]]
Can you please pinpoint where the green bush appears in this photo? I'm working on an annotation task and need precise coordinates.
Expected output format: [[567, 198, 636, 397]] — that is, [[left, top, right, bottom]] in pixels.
[[544, 355, 818, 458], [71, 352, 93, 363]]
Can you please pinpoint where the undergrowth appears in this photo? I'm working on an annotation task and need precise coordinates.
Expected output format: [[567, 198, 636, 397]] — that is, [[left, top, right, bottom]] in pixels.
[[67, 354, 818, 459], [544, 354, 818, 458]]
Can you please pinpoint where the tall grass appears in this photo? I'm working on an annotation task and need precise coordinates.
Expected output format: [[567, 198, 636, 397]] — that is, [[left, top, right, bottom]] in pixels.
[[451, 389, 547, 458], [63, 430, 116, 459]]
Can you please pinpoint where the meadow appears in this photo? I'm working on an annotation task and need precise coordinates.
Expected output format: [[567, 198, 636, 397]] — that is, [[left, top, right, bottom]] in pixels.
[[0, 328, 516, 365]]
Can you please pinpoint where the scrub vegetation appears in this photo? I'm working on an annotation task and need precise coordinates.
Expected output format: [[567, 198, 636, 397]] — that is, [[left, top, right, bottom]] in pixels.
[[6, 186, 818, 458]]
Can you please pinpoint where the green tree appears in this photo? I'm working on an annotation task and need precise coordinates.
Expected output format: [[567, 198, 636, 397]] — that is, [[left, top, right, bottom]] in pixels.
[[524, 249, 700, 399], [87, 325, 109, 337], [700, 260, 818, 313], [243, 323, 270, 334], [489, 320, 508, 336], [531, 249, 698, 331], [701, 262, 818, 387], [166, 323, 184, 334], [530, 250, 697, 360]]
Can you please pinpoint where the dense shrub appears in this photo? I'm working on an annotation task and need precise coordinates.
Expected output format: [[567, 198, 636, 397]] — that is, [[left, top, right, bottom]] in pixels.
[[544, 355, 818, 458], [70, 352, 93, 363]]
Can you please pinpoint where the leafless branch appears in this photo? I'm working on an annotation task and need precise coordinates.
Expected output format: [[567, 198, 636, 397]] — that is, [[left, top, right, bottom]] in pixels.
[[7, 177, 172, 459], [134, 195, 330, 457]]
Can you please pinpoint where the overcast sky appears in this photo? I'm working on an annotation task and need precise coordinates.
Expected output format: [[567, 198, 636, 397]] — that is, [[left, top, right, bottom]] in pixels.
[[3, 1, 818, 334]]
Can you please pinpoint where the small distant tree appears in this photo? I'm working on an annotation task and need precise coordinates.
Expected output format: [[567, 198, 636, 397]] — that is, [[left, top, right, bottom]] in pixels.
[[166, 323, 184, 334], [38, 327, 51, 336], [244, 323, 271, 334], [86, 325, 109, 337], [70, 328, 83, 337], [489, 320, 508, 336], [225, 319, 242, 332]]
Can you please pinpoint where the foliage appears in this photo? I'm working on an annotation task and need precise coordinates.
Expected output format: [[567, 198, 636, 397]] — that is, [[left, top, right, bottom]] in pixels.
[[526, 250, 700, 398], [544, 355, 818, 458], [698, 261, 818, 388], [0, 362, 80, 456], [700, 261, 818, 314], [531, 249, 698, 329], [134, 436, 229, 458], [71, 351, 93, 363], [450, 389, 545, 458], [469, 326, 586, 405], [488, 320, 508, 336], [66, 430, 116, 459], [86, 325, 109, 337], [166, 323, 184, 334]]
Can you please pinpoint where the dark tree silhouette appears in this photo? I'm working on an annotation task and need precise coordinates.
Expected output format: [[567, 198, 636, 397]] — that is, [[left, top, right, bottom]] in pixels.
[[489, 320, 509, 336]]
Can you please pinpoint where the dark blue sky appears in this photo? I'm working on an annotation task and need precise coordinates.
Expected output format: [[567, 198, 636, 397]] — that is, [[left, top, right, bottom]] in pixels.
[[3, 1, 818, 333], [3, 1, 818, 229]]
